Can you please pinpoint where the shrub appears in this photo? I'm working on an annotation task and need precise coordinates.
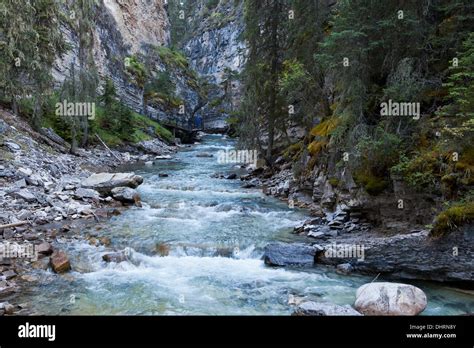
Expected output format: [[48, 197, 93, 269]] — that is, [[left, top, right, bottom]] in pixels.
[[431, 202, 474, 237], [354, 170, 389, 195]]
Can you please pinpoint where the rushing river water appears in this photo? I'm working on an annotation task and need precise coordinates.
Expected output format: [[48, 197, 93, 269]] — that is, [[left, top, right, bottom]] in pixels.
[[18, 135, 474, 315]]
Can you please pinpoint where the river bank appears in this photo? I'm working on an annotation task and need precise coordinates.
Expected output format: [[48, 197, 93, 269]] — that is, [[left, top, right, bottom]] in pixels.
[[240, 157, 474, 287], [0, 108, 178, 315]]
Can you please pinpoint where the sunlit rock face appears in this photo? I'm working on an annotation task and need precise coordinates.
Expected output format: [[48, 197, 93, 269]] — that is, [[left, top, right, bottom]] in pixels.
[[53, 0, 170, 115], [102, 0, 170, 54]]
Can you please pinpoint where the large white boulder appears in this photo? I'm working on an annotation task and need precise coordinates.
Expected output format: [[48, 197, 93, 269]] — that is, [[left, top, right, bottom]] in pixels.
[[81, 173, 143, 196], [354, 282, 427, 316]]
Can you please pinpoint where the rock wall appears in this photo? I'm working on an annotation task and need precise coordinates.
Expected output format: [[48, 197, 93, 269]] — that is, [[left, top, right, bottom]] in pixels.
[[182, 1, 246, 85], [180, 0, 247, 130], [53, 0, 199, 125]]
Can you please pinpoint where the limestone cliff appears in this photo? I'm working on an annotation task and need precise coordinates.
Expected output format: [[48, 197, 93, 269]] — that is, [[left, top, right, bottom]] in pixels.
[[53, 0, 202, 127], [170, 0, 247, 130]]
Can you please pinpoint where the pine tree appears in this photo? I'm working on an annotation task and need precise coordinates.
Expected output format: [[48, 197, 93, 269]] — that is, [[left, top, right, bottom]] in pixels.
[[74, 0, 99, 147], [0, 1, 40, 116], [240, 0, 288, 166]]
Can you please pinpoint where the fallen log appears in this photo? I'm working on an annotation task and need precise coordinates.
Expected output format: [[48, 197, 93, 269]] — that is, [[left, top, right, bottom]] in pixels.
[[95, 133, 122, 162], [0, 221, 29, 229]]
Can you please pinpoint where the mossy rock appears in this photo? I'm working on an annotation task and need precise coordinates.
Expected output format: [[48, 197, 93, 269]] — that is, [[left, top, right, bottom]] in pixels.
[[354, 171, 388, 196], [284, 142, 303, 160], [431, 202, 474, 237], [328, 177, 340, 187], [307, 140, 327, 156], [310, 118, 339, 137]]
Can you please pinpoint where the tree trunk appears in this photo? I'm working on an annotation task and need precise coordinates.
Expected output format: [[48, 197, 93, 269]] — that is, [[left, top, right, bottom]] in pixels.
[[80, 116, 89, 148], [11, 95, 18, 116], [266, 0, 281, 167]]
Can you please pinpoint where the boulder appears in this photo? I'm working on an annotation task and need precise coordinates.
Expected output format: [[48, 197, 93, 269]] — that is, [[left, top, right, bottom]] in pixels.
[[102, 252, 127, 263], [293, 302, 362, 316], [196, 152, 213, 158], [354, 282, 427, 316], [10, 189, 37, 203], [36, 242, 53, 255], [2, 270, 16, 280], [111, 187, 141, 204], [336, 263, 354, 275], [263, 242, 320, 267], [50, 250, 71, 273], [81, 173, 143, 196], [17, 167, 33, 177], [74, 188, 100, 200]]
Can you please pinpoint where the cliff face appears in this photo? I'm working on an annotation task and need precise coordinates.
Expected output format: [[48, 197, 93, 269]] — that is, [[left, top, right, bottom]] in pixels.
[[53, 0, 202, 126], [179, 0, 247, 130], [182, 1, 246, 85], [102, 0, 170, 53]]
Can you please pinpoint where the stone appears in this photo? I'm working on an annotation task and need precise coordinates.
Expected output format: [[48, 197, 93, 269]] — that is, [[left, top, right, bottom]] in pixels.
[[74, 188, 100, 200], [145, 161, 154, 166], [111, 187, 141, 204], [158, 173, 169, 177], [155, 155, 172, 160], [263, 242, 319, 267], [4, 142, 21, 152], [2, 270, 16, 280], [14, 179, 27, 188], [10, 189, 36, 203], [17, 167, 33, 177], [82, 173, 143, 196], [354, 282, 427, 316], [20, 275, 38, 282], [293, 302, 362, 316], [102, 252, 127, 263], [308, 231, 325, 239], [50, 250, 71, 273], [196, 152, 213, 158], [4, 303, 15, 314], [26, 174, 42, 186], [336, 263, 354, 275], [225, 173, 238, 180], [31, 258, 50, 271], [36, 242, 53, 255]]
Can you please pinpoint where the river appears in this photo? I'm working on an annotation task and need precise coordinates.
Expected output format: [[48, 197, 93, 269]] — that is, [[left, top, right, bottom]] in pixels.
[[17, 135, 474, 315]]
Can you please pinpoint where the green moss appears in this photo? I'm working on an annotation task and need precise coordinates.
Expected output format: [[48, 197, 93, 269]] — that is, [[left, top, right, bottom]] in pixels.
[[125, 56, 147, 88], [328, 178, 340, 187], [307, 140, 327, 156], [209, 98, 223, 108], [354, 171, 388, 195], [391, 151, 439, 192], [310, 118, 339, 137], [431, 202, 474, 237], [284, 142, 303, 160], [95, 128, 123, 147], [156, 46, 189, 70], [132, 112, 174, 143]]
